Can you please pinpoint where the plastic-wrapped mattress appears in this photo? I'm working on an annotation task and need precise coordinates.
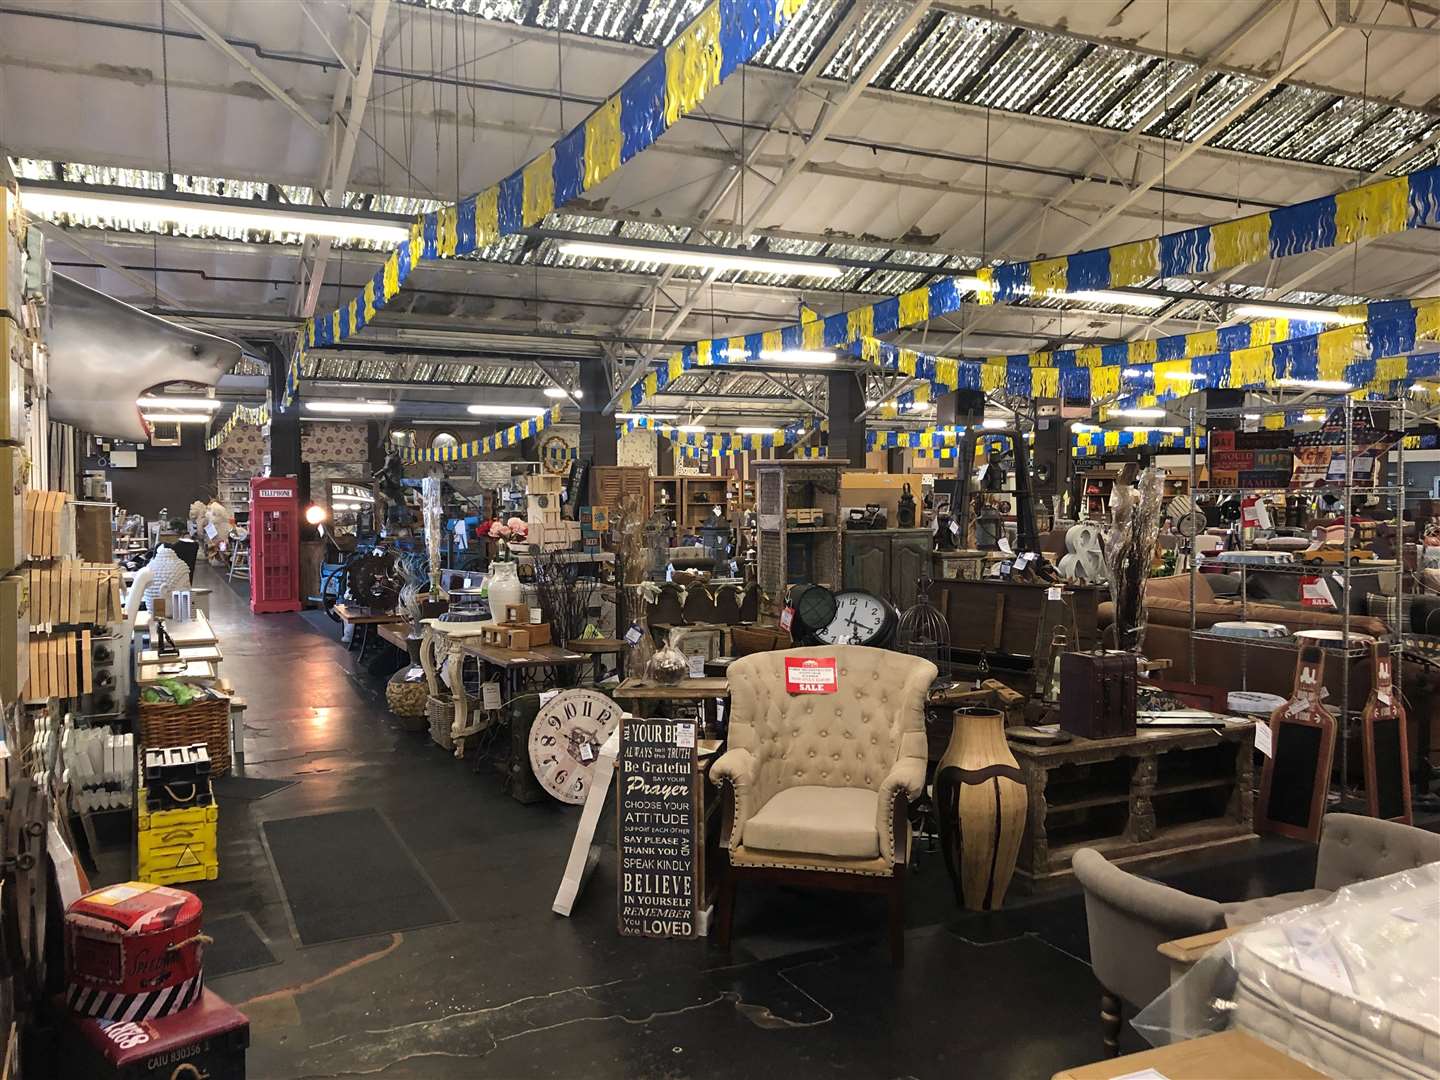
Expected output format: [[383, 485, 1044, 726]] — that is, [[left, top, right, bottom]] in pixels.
[[1136, 863, 1440, 1078]]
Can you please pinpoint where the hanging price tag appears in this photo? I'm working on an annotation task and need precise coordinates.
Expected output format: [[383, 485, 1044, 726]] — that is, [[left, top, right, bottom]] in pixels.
[[1254, 721, 1274, 758], [623, 623, 644, 646], [1046, 586, 1063, 601], [481, 681, 502, 710], [1300, 576, 1336, 608], [688, 653, 706, 678], [998, 536, 1014, 555], [674, 722, 696, 748], [778, 606, 795, 632]]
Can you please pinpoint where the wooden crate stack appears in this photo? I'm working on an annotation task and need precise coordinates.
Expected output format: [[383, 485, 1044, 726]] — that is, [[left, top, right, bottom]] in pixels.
[[525, 473, 580, 550]]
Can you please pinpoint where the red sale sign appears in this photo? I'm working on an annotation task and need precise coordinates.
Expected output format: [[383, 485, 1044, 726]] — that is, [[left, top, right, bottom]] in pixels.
[[1299, 575, 1335, 608], [785, 656, 838, 694]]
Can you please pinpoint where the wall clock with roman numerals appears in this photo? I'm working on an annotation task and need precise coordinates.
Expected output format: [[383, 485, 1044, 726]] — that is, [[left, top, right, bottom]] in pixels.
[[528, 689, 622, 804]]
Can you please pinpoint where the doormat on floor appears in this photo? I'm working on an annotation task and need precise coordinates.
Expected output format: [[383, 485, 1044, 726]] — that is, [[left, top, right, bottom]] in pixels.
[[262, 808, 454, 947], [212, 775, 298, 801], [204, 913, 279, 978]]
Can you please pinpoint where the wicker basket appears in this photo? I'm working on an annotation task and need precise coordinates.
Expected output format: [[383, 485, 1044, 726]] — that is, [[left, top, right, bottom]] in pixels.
[[386, 671, 429, 726], [139, 696, 232, 776], [426, 694, 454, 751]]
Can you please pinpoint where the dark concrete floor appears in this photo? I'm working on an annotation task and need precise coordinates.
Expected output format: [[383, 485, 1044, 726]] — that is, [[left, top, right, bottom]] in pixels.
[[121, 568, 1328, 1079]]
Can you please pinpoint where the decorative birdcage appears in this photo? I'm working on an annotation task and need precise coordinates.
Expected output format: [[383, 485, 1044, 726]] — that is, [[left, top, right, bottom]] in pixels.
[[896, 574, 953, 686]]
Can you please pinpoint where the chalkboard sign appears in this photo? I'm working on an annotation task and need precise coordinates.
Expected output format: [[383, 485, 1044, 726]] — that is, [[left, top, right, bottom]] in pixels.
[[1258, 646, 1335, 842], [617, 717, 699, 938], [1363, 642, 1411, 824]]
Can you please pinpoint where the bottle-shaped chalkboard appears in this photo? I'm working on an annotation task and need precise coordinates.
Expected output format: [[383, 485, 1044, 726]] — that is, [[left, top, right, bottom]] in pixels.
[[1256, 646, 1336, 842], [1361, 642, 1411, 824]]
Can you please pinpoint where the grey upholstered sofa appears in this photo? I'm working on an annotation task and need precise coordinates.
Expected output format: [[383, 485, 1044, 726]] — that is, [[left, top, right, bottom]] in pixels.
[[1073, 813, 1440, 1056]]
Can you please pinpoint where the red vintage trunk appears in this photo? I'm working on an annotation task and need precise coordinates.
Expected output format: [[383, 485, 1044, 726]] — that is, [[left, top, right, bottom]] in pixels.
[[65, 881, 205, 1021], [250, 475, 301, 613], [58, 988, 248, 1079]]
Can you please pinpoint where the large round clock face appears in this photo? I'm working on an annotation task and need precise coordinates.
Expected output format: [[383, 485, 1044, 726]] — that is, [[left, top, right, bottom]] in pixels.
[[528, 689, 621, 805], [816, 590, 895, 647]]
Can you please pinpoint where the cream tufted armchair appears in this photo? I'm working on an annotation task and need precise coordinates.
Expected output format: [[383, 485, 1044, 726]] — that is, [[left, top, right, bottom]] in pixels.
[[709, 645, 936, 965]]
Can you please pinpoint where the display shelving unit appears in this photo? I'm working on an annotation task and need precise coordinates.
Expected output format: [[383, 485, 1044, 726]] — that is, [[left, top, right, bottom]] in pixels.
[[753, 459, 843, 619], [1186, 395, 1408, 812]]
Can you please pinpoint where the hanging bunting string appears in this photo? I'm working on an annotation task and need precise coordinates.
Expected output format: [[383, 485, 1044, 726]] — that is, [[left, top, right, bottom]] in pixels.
[[615, 167, 1440, 416], [205, 402, 271, 451], [285, 0, 813, 406]]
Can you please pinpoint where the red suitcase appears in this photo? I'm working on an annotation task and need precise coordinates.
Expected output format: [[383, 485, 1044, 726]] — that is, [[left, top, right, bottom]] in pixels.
[[58, 988, 248, 1079]]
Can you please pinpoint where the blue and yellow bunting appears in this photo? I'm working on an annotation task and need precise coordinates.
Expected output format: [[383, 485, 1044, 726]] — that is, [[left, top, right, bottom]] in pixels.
[[285, 0, 811, 406], [206, 402, 271, 451], [401, 407, 562, 463]]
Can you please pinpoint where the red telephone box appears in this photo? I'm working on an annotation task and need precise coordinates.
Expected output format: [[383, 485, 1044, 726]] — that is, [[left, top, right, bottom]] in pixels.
[[249, 477, 301, 613]]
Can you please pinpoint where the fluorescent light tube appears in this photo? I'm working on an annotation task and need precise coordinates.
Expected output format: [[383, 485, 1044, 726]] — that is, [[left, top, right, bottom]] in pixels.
[[1234, 304, 1357, 325], [1161, 370, 1204, 381], [1274, 378, 1353, 391], [1113, 407, 1168, 419], [722, 347, 752, 360], [135, 396, 222, 410], [1243, 412, 1262, 420], [981, 418, 1008, 429], [735, 426, 780, 434], [21, 188, 411, 244], [757, 349, 836, 364], [1070, 422, 1100, 431], [556, 240, 845, 279], [1123, 426, 1185, 434], [958, 277, 1167, 309], [674, 424, 706, 432], [466, 404, 548, 417], [141, 413, 212, 424], [542, 387, 579, 398], [306, 401, 395, 414], [616, 412, 678, 421]]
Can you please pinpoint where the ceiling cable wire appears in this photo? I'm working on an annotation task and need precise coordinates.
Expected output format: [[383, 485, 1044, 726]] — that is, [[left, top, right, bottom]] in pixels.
[[155, 0, 176, 310]]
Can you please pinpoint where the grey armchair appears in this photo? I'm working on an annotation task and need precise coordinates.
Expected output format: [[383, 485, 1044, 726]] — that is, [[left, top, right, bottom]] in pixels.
[[1075, 813, 1440, 1057]]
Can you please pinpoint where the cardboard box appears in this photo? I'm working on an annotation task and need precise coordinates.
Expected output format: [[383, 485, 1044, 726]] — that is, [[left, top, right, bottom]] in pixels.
[[0, 572, 27, 705], [0, 317, 25, 444], [840, 472, 913, 525], [0, 210, 22, 322], [1051, 1030, 1326, 1079], [0, 445, 25, 574]]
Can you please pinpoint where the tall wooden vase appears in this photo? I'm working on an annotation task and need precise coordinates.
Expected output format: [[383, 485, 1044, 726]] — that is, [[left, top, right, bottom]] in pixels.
[[935, 708, 1027, 911]]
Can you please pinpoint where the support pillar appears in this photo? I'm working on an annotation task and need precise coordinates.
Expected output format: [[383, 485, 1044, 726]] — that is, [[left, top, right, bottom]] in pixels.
[[265, 342, 301, 480], [827, 370, 867, 468], [579, 360, 618, 467]]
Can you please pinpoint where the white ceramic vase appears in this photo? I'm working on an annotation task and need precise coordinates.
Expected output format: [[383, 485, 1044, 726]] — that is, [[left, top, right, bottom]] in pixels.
[[486, 561, 522, 622]]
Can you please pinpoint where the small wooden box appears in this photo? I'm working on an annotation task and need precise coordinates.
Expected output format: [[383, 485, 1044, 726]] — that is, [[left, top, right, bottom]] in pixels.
[[527, 474, 564, 495], [480, 621, 551, 650]]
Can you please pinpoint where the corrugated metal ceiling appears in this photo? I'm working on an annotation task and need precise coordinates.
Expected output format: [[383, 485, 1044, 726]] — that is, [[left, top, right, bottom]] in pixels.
[[401, 0, 1439, 176]]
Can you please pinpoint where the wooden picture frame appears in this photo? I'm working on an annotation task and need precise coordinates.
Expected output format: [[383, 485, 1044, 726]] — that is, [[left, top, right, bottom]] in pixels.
[[1361, 641, 1411, 824], [1257, 646, 1336, 842]]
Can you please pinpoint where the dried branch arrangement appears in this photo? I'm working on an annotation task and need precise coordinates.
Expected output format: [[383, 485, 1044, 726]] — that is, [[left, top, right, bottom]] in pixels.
[[1103, 468, 1166, 653]]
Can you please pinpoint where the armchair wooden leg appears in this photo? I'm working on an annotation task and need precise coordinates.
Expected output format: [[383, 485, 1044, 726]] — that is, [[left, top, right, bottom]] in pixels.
[[1100, 989, 1122, 1058], [714, 861, 737, 949], [887, 870, 906, 968]]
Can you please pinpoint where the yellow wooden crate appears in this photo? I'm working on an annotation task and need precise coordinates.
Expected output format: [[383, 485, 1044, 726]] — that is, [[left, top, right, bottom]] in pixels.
[[137, 787, 218, 832], [136, 783, 218, 885], [138, 859, 219, 887]]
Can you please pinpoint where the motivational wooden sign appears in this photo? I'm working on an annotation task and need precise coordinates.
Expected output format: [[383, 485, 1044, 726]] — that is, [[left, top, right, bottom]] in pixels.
[[617, 717, 698, 938]]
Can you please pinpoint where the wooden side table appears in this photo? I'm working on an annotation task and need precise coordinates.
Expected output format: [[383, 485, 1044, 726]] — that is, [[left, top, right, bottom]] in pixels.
[[613, 676, 729, 730], [1052, 1030, 1325, 1079], [566, 637, 627, 685]]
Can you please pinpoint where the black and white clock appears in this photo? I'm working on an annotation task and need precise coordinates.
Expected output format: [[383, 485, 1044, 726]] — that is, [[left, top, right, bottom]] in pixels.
[[815, 590, 898, 647], [528, 689, 621, 805]]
